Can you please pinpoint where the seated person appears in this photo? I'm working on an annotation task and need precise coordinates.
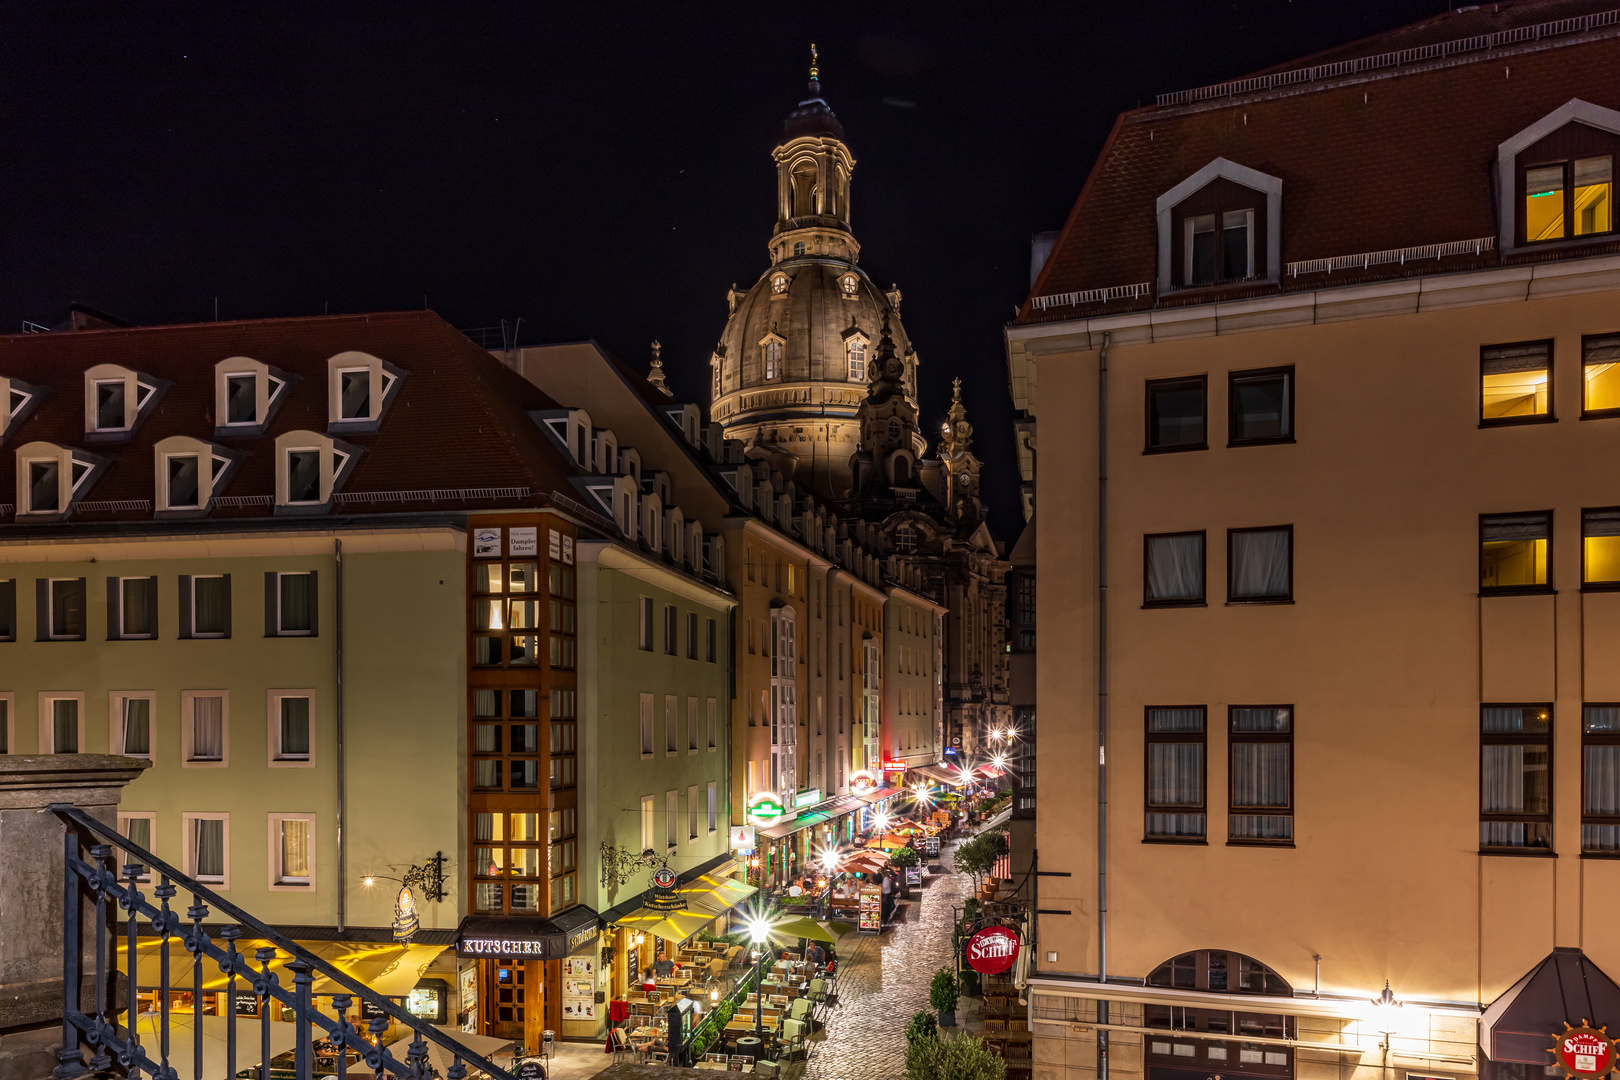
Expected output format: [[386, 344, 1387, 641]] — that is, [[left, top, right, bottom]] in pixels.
[[652, 953, 675, 977]]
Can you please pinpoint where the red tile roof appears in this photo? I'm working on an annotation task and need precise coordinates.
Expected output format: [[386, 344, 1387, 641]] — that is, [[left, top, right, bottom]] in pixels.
[[1018, 0, 1620, 325], [0, 311, 583, 527]]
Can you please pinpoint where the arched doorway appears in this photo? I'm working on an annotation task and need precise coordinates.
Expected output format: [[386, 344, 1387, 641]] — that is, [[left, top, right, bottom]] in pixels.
[[1143, 950, 1295, 1080]]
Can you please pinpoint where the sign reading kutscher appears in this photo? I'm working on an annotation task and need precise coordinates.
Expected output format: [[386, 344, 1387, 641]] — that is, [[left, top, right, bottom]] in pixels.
[[966, 925, 1021, 975], [1554, 1024, 1617, 1078]]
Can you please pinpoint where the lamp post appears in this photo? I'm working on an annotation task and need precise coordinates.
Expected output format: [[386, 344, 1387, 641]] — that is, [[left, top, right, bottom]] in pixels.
[[748, 918, 771, 1042], [819, 848, 841, 919]]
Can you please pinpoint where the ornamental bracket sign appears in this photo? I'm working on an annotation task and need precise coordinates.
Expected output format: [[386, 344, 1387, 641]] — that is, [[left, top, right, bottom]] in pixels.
[[1553, 1021, 1617, 1079]]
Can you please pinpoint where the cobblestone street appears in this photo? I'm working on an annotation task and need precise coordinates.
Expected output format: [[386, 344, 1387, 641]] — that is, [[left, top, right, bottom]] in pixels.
[[795, 838, 978, 1080]]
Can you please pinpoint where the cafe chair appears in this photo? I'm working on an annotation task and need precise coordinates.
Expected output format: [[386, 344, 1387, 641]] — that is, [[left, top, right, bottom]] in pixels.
[[730, 1055, 753, 1071], [609, 1028, 634, 1064]]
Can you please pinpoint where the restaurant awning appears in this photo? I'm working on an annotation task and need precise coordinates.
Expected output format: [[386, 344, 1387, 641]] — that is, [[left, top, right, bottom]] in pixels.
[[123, 939, 449, 996], [978, 765, 1007, 778], [856, 786, 903, 803], [678, 872, 757, 916], [612, 907, 715, 946], [758, 810, 831, 841], [1481, 948, 1620, 1063], [914, 764, 970, 786], [809, 794, 866, 818], [456, 907, 600, 960]]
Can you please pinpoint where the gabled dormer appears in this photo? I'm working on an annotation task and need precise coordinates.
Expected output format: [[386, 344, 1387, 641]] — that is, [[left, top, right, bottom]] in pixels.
[[0, 377, 46, 445], [153, 436, 238, 517], [641, 491, 663, 553], [325, 351, 405, 435], [13, 441, 107, 520], [273, 430, 361, 516], [1156, 157, 1282, 292], [642, 470, 672, 506], [532, 407, 593, 469], [83, 363, 166, 443], [214, 357, 291, 438], [593, 429, 617, 475], [666, 505, 685, 563], [662, 402, 701, 447], [1497, 99, 1619, 254], [618, 446, 642, 487]]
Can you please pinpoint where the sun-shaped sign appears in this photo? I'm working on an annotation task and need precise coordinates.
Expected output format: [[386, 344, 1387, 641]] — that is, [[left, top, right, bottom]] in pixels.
[[1553, 1022, 1617, 1079]]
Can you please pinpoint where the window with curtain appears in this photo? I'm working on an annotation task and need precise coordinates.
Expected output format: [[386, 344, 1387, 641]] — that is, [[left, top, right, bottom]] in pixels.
[[190, 696, 224, 761], [50, 578, 86, 639], [120, 815, 153, 881], [1583, 705, 1620, 854], [1229, 527, 1292, 602], [1584, 334, 1620, 415], [193, 576, 229, 636], [277, 819, 311, 885], [1145, 376, 1207, 451], [192, 818, 225, 883], [1145, 533, 1205, 605], [1481, 705, 1553, 851], [1229, 367, 1293, 444], [52, 698, 79, 753], [1481, 341, 1552, 422], [640, 694, 654, 756], [121, 577, 156, 638], [1229, 707, 1293, 842], [1481, 512, 1550, 592], [278, 697, 310, 760], [641, 795, 656, 854], [121, 697, 151, 757], [1146, 707, 1206, 841], [278, 573, 313, 634], [1584, 508, 1620, 586]]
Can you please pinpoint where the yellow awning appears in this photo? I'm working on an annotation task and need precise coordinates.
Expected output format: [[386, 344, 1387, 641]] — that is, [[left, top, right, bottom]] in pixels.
[[677, 873, 757, 917], [121, 939, 447, 998], [612, 907, 715, 945]]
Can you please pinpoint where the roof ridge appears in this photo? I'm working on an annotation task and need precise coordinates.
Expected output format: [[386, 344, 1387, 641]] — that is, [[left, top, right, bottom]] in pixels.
[[0, 309, 438, 344]]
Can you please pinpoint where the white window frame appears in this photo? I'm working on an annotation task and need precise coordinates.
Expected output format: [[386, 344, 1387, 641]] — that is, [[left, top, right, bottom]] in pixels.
[[267, 690, 316, 768], [164, 451, 201, 508], [180, 690, 230, 768], [847, 336, 868, 382], [336, 367, 371, 421], [215, 358, 289, 428], [111, 576, 158, 640], [181, 812, 230, 889], [1155, 157, 1283, 292], [39, 692, 85, 753], [92, 378, 128, 432], [189, 575, 229, 639], [83, 364, 158, 434], [267, 813, 317, 890], [640, 693, 655, 760], [47, 577, 87, 640], [707, 697, 718, 751], [116, 812, 157, 882], [688, 696, 699, 754], [665, 789, 679, 851], [688, 784, 700, 842], [0, 692, 13, 754], [707, 781, 718, 833], [325, 351, 399, 425], [109, 691, 157, 759], [16, 444, 98, 516], [273, 572, 316, 636], [665, 695, 678, 757], [640, 794, 656, 855]]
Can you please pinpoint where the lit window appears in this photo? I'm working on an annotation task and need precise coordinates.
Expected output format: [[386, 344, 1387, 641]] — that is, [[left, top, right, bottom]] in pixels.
[[1481, 705, 1552, 851], [764, 340, 783, 381], [1586, 509, 1620, 587], [1145, 376, 1206, 451], [1583, 334, 1620, 415], [1229, 707, 1292, 843], [1228, 526, 1292, 603], [848, 339, 867, 382], [1145, 707, 1205, 840], [1582, 705, 1620, 854], [1481, 341, 1552, 422], [1524, 155, 1612, 242], [271, 816, 313, 887], [1144, 532, 1204, 606], [772, 274, 788, 294], [1481, 512, 1550, 593], [1229, 367, 1293, 444]]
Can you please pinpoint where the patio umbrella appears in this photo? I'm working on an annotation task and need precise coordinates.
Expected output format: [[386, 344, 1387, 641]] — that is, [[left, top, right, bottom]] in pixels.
[[385, 1026, 514, 1077], [768, 916, 839, 943], [132, 1011, 300, 1079]]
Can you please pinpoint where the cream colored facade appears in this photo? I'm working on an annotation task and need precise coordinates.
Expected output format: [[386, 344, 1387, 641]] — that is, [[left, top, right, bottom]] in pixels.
[[884, 585, 945, 767], [1009, 257, 1620, 1080]]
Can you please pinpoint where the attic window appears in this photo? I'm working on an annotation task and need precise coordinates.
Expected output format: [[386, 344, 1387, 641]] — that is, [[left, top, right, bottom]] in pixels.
[[772, 274, 789, 295], [275, 430, 354, 509], [286, 450, 322, 504], [1185, 208, 1254, 286], [1157, 159, 1280, 292], [83, 365, 160, 435], [216, 360, 289, 430], [840, 274, 859, 297], [226, 375, 256, 423], [15, 442, 101, 515], [325, 351, 402, 428], [95, 382, 126, 431], [1524, 156, 1613, 242], [896, 524, 917, 553], [339, 369, 371, 420]]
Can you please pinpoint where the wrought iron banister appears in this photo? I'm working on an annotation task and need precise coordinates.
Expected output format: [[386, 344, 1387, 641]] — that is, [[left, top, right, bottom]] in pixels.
[[50, 804, 515, 1080]]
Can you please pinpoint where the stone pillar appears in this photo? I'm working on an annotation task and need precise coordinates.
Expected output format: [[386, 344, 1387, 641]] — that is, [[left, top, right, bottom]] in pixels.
[[0, 755, 151, 1080]]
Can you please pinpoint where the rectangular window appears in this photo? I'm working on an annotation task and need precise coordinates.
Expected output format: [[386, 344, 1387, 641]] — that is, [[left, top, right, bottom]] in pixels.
[[1229, 367, 1293, 445], [1145, 376, 1207, 452], [339, 369, 371, 419], [0, 579, 14, 641], [706, 618, 717, 662], [182, 692, 228, 766], [639, 693, 654, 758], [1525, 155, 1612, 242], [664, 605, 678, 655], [46, 578, 86, 640], [639, 597, 654, 651], [270, 814, 314, 888], [685, 612, 697, 660], [1229, 707, 1293, 843], [1221, 209, 1254, 280], [1144, 532, 1205, 606], [1481, 341, 1552, 423], [1481, 512, 1550, 593], [1228, 526, 1292, 603], [1584, 333, 1620, 416], [113, 693, 153, 758], [117, 812, 155, 882], [665, 695, 678, 756], [707, 698, 718, 750], [1481, 704, 1553, 852], [271, 694, 312, 764], [1145, 707, 1205, 841], [707, 781, 718, 832], [225, 374, 257, 424], [688, 697, 699, 753], [1187, 214, 1216, 285], [185, 813, 229, 887], [666, 790, 679, 849], [273, 572, 315, 636], [167, 454, 201, 508], [641, 795, 656, 854], [1583, 705, 1620, 854], [95, 380, 126, 430], [188, 575, 232, 638], [43, 695, 82, 753], [688, 784, 700, 841], [115, 576, 157, 639], [1585, 508, 1620, 587], [286, 449, 321, 504]]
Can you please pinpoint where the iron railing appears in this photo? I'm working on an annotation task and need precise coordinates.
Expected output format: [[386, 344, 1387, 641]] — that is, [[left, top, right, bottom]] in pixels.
[[49, 804, 514, 1080]]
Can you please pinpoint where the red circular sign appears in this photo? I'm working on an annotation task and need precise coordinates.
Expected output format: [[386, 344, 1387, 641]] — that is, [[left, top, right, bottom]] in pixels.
[[1557, 1027, 1615, 1077], [966, 926, 1022, 975], [652, 868, 676, 890]]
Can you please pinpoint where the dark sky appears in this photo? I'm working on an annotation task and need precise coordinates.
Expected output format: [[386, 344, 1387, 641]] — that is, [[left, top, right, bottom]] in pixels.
[[0, 2, 1446, 539]]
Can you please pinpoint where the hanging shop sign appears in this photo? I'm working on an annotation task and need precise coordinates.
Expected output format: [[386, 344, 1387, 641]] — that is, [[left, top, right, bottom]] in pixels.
[[849, 770, 878, 795], [748, 792, 792, 827], [645, 866, 684, 911], [1554, 1024, 1617, 1078], [392, 884, 420, 942], [794, 788, 823, 809], [457, 914, 599, 960], [966, 926, 1022, 976], [729, 825, 756, 852]]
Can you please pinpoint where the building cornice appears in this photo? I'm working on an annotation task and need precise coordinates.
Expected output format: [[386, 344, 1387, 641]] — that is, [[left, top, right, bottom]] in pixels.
[[1025, 975, 1483, 1019], [581, 540, 737, 611], [884, 584, 948, 614], [729, 515, 833, 573], [0, 523, 468, 562]]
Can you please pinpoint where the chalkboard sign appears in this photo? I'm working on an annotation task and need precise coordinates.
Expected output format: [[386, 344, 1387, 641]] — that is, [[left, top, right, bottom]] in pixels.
[[516, 1061, 546, 1080], [360, 998, 391, 1020]]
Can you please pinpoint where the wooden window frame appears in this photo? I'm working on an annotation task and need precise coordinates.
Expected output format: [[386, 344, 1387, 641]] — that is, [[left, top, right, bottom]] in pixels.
[[1582, 703, 1620, 857], [1479, 511, 1554, 597], [1143, 530, 1207, 608], [1227, 366, 1295, 447], [1479, 703, 1555, 856], [1226, 525, 1294, 605], [1143, 705, 1207, 845], [1227, 706, 1294, 847], [1479, 339, 1555, 428], [1144, 375, 1208, 455]]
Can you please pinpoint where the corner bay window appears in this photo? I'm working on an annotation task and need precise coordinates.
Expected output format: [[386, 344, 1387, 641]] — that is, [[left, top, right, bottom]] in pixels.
[[1145, 376, 1206, 452], [1481, 512, 1550, 593], [1229, 707, 1293, 843], [472, 811, 543, 913], [1144, 532, 1205, 606], [473, 558, 539, 667], [1145, 951, 1293, 1073], [1145, 707, 1206, 841], [1481, 705, 1553, 852], [1482, 341, 1552, 422]]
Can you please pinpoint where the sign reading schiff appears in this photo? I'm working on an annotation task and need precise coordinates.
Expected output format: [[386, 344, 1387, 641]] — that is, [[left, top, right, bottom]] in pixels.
[[965, 926, 1022, 976], [1554, 1024, 1616, 1078]]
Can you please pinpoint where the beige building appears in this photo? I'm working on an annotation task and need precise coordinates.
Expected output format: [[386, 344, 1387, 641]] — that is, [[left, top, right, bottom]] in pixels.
[[1007, 8, 1620, 1080]]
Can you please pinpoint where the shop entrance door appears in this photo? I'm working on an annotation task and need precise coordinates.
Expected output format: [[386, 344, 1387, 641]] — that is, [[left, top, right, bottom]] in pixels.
[[486, 961, 528, 1042]]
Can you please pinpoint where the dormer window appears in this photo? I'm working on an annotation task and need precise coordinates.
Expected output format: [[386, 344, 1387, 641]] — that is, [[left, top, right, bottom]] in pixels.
[[839, 273, 859, 297], [274, 430, 357, 512], [772, 274, 789, 295], [338, 369, 370, 419], [325, 351, 403, 432], [1524, 155, 1612, 242], [1186, 209, 1253, 286], [1498, 102, 1620, 252], [0, 378, 43, 444], [763, 338, 783, 381], [95, 381, 125, 430], [1157, 158, 1281, 293], [847, 339, 867, 382], [14, 442, 102, 516], [214, 357, 290, 435], [83, 364, 162, 438], [154, 436, 235, 514]]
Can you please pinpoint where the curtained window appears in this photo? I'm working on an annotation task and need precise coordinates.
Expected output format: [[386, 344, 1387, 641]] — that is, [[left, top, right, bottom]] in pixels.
[[192, 818, 225, 883], [192, 576, 230, 636], [1583, 705, 1620, 854], [1229, 527, 1292, 601], [52, 698, 79, 753], [1481, 705, 1553, 851], [1229, 708, 1293, 842], [121, 577, 156, 638], [1145, 532, 1205, 605], [1145, 707, 1206, 840], [190, 696, 224, 761], [1481, 512, 1550, 592], [278, 697, 310, 760], [278, 573, 313, 634], [276, 819, 310, 885], [121, 698, 151, 757]]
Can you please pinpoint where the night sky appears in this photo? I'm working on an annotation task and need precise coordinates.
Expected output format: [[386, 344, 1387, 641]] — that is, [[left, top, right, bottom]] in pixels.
[[0, 2, 1447, 539]]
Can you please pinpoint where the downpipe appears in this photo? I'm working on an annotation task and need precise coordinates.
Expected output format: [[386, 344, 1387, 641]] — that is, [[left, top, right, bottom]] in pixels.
[[1097, 331, 1112, 1080]]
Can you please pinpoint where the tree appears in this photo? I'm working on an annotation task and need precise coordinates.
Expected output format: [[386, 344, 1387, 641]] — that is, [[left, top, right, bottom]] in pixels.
[[952, 835, 996, 890], [904, 1034, 1008, 1080]]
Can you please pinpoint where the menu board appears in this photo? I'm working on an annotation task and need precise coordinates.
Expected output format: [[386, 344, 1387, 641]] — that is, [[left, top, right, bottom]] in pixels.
[[858, 884, 882, 934], [905, 865, 922, 886], [458, 966, 478, 1033], [562, 956, 597, 1020]]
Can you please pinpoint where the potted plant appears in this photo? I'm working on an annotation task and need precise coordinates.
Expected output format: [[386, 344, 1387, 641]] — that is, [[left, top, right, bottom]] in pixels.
[[930, 967, 960, 1027], [905, 1010, 938, 1047], [890, 846, 920, 898]]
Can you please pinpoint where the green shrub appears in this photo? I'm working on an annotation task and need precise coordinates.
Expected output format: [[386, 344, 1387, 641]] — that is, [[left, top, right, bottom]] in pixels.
[[905, 1010, 938, 1047], [929, 967, 960, 1014], [890, 845, 920, 868], [904, 1034, 1007, 1080]]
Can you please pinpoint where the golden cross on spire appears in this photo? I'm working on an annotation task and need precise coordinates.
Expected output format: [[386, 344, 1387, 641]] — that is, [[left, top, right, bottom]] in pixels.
[[809, 44, 819, 83]]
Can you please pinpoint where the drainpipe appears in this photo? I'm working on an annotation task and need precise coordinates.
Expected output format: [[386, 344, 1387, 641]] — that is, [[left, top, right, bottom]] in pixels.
[[1096, 331, 1112, 1080], [335, 538, 347, 934]]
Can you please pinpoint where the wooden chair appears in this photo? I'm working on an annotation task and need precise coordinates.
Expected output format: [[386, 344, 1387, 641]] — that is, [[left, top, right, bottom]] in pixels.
[[730, 1055, 753, 1072]]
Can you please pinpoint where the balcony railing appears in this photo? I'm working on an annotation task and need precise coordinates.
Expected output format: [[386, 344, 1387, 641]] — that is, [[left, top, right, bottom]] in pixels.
[[48, 804, 514, 1080]]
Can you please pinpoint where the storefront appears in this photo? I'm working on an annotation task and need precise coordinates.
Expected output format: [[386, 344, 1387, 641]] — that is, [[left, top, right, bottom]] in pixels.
[[454, 907, 600, 1048]]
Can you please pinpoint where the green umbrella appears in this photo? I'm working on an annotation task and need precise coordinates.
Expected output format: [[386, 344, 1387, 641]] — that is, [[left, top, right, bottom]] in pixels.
[[770, 916, 840, 942]]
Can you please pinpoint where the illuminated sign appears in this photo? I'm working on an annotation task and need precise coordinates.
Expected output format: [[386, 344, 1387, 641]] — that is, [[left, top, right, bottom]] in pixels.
[[965, 926, 1022, 976], [1554, 1024, 1617, 1078], [747, 793, 792, 827], [794, 788, 823, 808], [881, 761, 907, 772], [849, 770, 877, 794], [392, 885, 419, 942], [729, 825, 756, 851]]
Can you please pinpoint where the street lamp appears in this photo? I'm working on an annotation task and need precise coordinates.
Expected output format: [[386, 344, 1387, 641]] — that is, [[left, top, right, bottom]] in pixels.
[[748, 917, 772, 1042], [1371, 980, 1402, 1078], [818, 848, 842, 918]]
